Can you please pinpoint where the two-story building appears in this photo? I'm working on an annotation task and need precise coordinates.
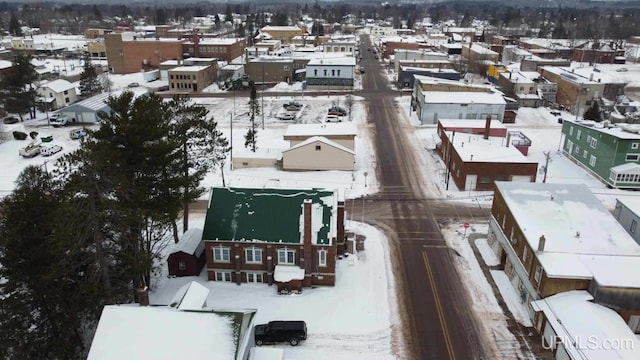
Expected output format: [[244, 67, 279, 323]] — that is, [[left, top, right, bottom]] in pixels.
[[36, 79, 78, 110], [304, 57, 356, 90], [245, 56, 294, 84], [168, 64, 216, 93], [203, 187, 345, 288], [258, 26, 304, 44], [487, 182, 640, 330], [561, 119, 640, 189]]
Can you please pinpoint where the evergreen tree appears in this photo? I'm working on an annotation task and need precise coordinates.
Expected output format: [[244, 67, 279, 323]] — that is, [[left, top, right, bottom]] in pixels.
[[167, 96, 229, 234], [245, 83, 259, 152], [88, 91, 184, 291], [583, 101, 602, 122], [0, 166, 97, 359], [236, 23, 245, 38], [214, 13, 221, 29], [225, 4, 233, 23], [79, 52, 103, 98], [9, 11, 21, 36], [0, 53, 38, 120]]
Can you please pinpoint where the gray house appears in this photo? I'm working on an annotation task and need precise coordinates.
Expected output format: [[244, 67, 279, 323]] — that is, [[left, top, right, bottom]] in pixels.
[[59, 89, 148, 123], [614, 198, 640, 246]]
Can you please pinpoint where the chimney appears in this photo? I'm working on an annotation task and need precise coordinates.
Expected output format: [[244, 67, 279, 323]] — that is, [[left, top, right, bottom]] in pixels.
[[136, 286, 150, 306], [506, 132, 511, 147], [303, 199, 313, 275], [336, 201, 345, 254], [537, 235, 546, 252], [193, 34, 200, 57], [590, 73, 594, 81], [484, 115, 491, 139]]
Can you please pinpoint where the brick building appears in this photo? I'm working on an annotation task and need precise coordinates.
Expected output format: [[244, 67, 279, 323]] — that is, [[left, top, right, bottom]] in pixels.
[[168, 64, 216, 92], [105, 33, 184, 74], [183, 36, 246, 62], [202, 187, 345, 288]]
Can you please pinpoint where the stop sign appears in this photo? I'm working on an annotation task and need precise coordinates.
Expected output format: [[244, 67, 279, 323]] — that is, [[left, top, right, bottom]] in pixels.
[[464, 222, 470, 229]]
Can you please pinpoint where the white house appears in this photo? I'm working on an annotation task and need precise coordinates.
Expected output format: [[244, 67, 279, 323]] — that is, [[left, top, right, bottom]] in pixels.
[[282, 136, 355, 171], [415, 90, 506, 124], [305, 57, 356, 90], [322, 40, 357, 54], [36, 79, 78, 110]]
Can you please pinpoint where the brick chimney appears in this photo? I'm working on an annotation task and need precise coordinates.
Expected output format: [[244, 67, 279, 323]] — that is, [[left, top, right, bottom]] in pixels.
[[192, 34, 200, 57], [303, 200, 313, 275], [484, 115, 491, 140], [336, 201, 345, 254], [136, 286, 150, 306]]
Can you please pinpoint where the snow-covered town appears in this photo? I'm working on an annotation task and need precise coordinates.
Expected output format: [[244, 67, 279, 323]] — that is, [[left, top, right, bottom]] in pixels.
[[2, 2, 640, 360]]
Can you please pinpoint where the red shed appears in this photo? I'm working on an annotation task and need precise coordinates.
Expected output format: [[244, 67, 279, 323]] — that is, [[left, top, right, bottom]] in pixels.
[[167, 228, 205, 277]]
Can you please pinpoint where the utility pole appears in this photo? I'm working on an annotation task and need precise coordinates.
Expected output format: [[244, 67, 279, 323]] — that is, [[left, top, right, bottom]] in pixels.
[[261, 60, 265, 130], [543, 151, 551, 183], [446, 131, 455, 190], [230, 112, 233, 170]]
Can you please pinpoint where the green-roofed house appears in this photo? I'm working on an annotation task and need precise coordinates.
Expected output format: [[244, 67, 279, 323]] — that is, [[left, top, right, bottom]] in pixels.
[[203, 187, 345, 288]]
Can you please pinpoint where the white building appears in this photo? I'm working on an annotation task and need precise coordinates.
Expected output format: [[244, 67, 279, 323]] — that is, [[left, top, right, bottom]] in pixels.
[[323, 40, 357, 54], [392, 49, 449, 73], [36, 79, 78, 110], [415, 91, 506, 124], [305, 57, 356, 90]]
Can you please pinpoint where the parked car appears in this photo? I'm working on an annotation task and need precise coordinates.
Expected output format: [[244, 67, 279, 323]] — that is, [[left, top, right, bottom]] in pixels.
[[283, 101, 303, 110], [549, 111, 561, 116], [127, 82, 140, 88], [19, 144, 41, 158], [254, 321, 307, 346], [69, 129, 87, 140], [360, 67, 365, 73], [41, 144, 62, 157], [278, 113, 296, 120], [326, 114, 341, 122], [3, 116, 19, 124], [49, 115, 70, 127], [40, 134, 54, 143], [616, 67, 629, 72], [157, 85, 170, 91], [328, 106, 347, 116]]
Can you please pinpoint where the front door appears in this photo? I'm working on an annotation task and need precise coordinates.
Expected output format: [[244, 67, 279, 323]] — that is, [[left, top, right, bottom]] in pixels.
[[465, 175, 477, 190]]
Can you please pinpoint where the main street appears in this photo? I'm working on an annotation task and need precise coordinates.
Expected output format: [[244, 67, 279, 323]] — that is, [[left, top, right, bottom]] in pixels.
[[353, 35, 494, 360]]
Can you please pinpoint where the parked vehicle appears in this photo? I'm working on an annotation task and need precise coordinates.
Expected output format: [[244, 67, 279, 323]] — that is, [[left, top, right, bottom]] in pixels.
[[360, 67, 365, 73], [128, 82, 140, 88], [69, 129, 87, 140], [549, 111, 561, 116], [41, 144, 62, 156], [283, 101, 303, 111], [3, 116, 19, 124], [49, 114, 70, 127], [328, 106, 347, 116], [326, 114, 341, 122], [278, 113, 296, 120], [40, 134, 53, 143], [19, 143, 41, 158], [12, 131, 28, 140], [157, 85, 170, 91], [254, 321, 307, 346]]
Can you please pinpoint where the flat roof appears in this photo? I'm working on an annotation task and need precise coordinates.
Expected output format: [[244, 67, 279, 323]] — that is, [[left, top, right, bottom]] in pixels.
[[566, 118, 640, 140], [283, 122, 357, 137], [425, 91, 506, 105], [439, 119, 506, 130], [169, 65, 209, 72], [445, 131, 533, 163], [307, 57, 356, 66], [495, 181, 640, 286]]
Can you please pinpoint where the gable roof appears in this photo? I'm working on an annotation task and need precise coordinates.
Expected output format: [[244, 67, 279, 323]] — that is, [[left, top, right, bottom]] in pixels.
[[170, 228, 204, 256], [41, 79, 75, 93], [283, 122, 357, 138], [283, 136, 355, 154], [203, 187, 336, 245], [87, 305, 237, 360]]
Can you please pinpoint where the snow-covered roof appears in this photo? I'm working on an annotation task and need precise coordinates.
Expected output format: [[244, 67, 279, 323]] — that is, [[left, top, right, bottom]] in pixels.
[[273, 265, 305, 282], [170, 228, 203, 255], [187, 38, 242, 45], [249, 347, 285, 360], [425, 91, 506, 105], [284, 122, 357, 137], [567, 119, 640, 140], [307, 57, 356, 66], [495, 182, 640, 286], [87, 305, 236, 360], [41, 79, 75, 93], [284, 136, 355, 155], [169, 281, 210, 311], [617, 197, 640, 217], [169, 65, 209, 72], [439, 119, 506, 130], [445, 131, 532, 163], [261, 25, 301, 32], [531, 291, 640, 360], [0, 60, 11, 70]]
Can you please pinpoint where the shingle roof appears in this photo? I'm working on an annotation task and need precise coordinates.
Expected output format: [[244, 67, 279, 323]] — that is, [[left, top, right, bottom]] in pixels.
[[202, 187, 336, 245]]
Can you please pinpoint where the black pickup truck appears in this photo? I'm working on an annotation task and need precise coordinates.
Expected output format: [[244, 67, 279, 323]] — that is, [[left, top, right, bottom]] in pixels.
[[254, 320, 307, 346]]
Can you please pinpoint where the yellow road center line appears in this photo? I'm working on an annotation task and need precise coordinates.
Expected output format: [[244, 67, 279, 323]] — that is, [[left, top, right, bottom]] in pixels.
[[422, 250, 456, 360]]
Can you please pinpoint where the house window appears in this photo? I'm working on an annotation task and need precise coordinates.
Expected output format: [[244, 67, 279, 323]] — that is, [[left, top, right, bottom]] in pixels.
[[574, 145, 580, 154], [245, 247, 263, 264], [632, 143, 639, 149], [323, 69, 327, 76], [215, 271, 232, 282], [318, 249, 327, 267], [284, 65, 290, 71], [213, 246, 230, 262], [569, 127, 574, 136], [626, 154, 639, 161], [337, 69, 341, 76], [522, 247, 529, 265], [631, 220, 637, 234], [589, 155, 597, 167], [510, 228, 516, 245], [315, 145, 321, 151], [63, 90, 68, 95], [170, 75, 174, 79], [247, 272, 264, 283], [576, 129, 581, 140], [178, 261, 186, 270], [49, 92, 53, 97], [534, 265, 543, 283], [314, 69, 318, 76], [590, 137, 597, 149], [332, 69, 335, 76], [65, 97, 70, 103], [277, 248, 295, 264], [479, 175, 491, 183], [583, 150, 587, 159]]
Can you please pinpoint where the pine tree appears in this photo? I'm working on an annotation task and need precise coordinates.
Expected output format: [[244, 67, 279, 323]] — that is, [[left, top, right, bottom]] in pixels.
[[8, 11, 21, 36], [79, 52, 103, 98], [0, 53, 38, 120], [583, 101, 602, 122], [245, 83, 259, 152], [168, 96, 229, 234], [225, 4, 233, 23], [236, 23, 245, 38]]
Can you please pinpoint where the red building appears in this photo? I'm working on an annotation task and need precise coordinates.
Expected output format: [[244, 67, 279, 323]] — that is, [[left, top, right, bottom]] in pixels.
[[167, 228, 206, 277]]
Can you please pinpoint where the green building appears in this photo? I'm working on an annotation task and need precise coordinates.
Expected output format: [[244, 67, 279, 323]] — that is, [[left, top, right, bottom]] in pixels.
[[561, 119, 640, 188]]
